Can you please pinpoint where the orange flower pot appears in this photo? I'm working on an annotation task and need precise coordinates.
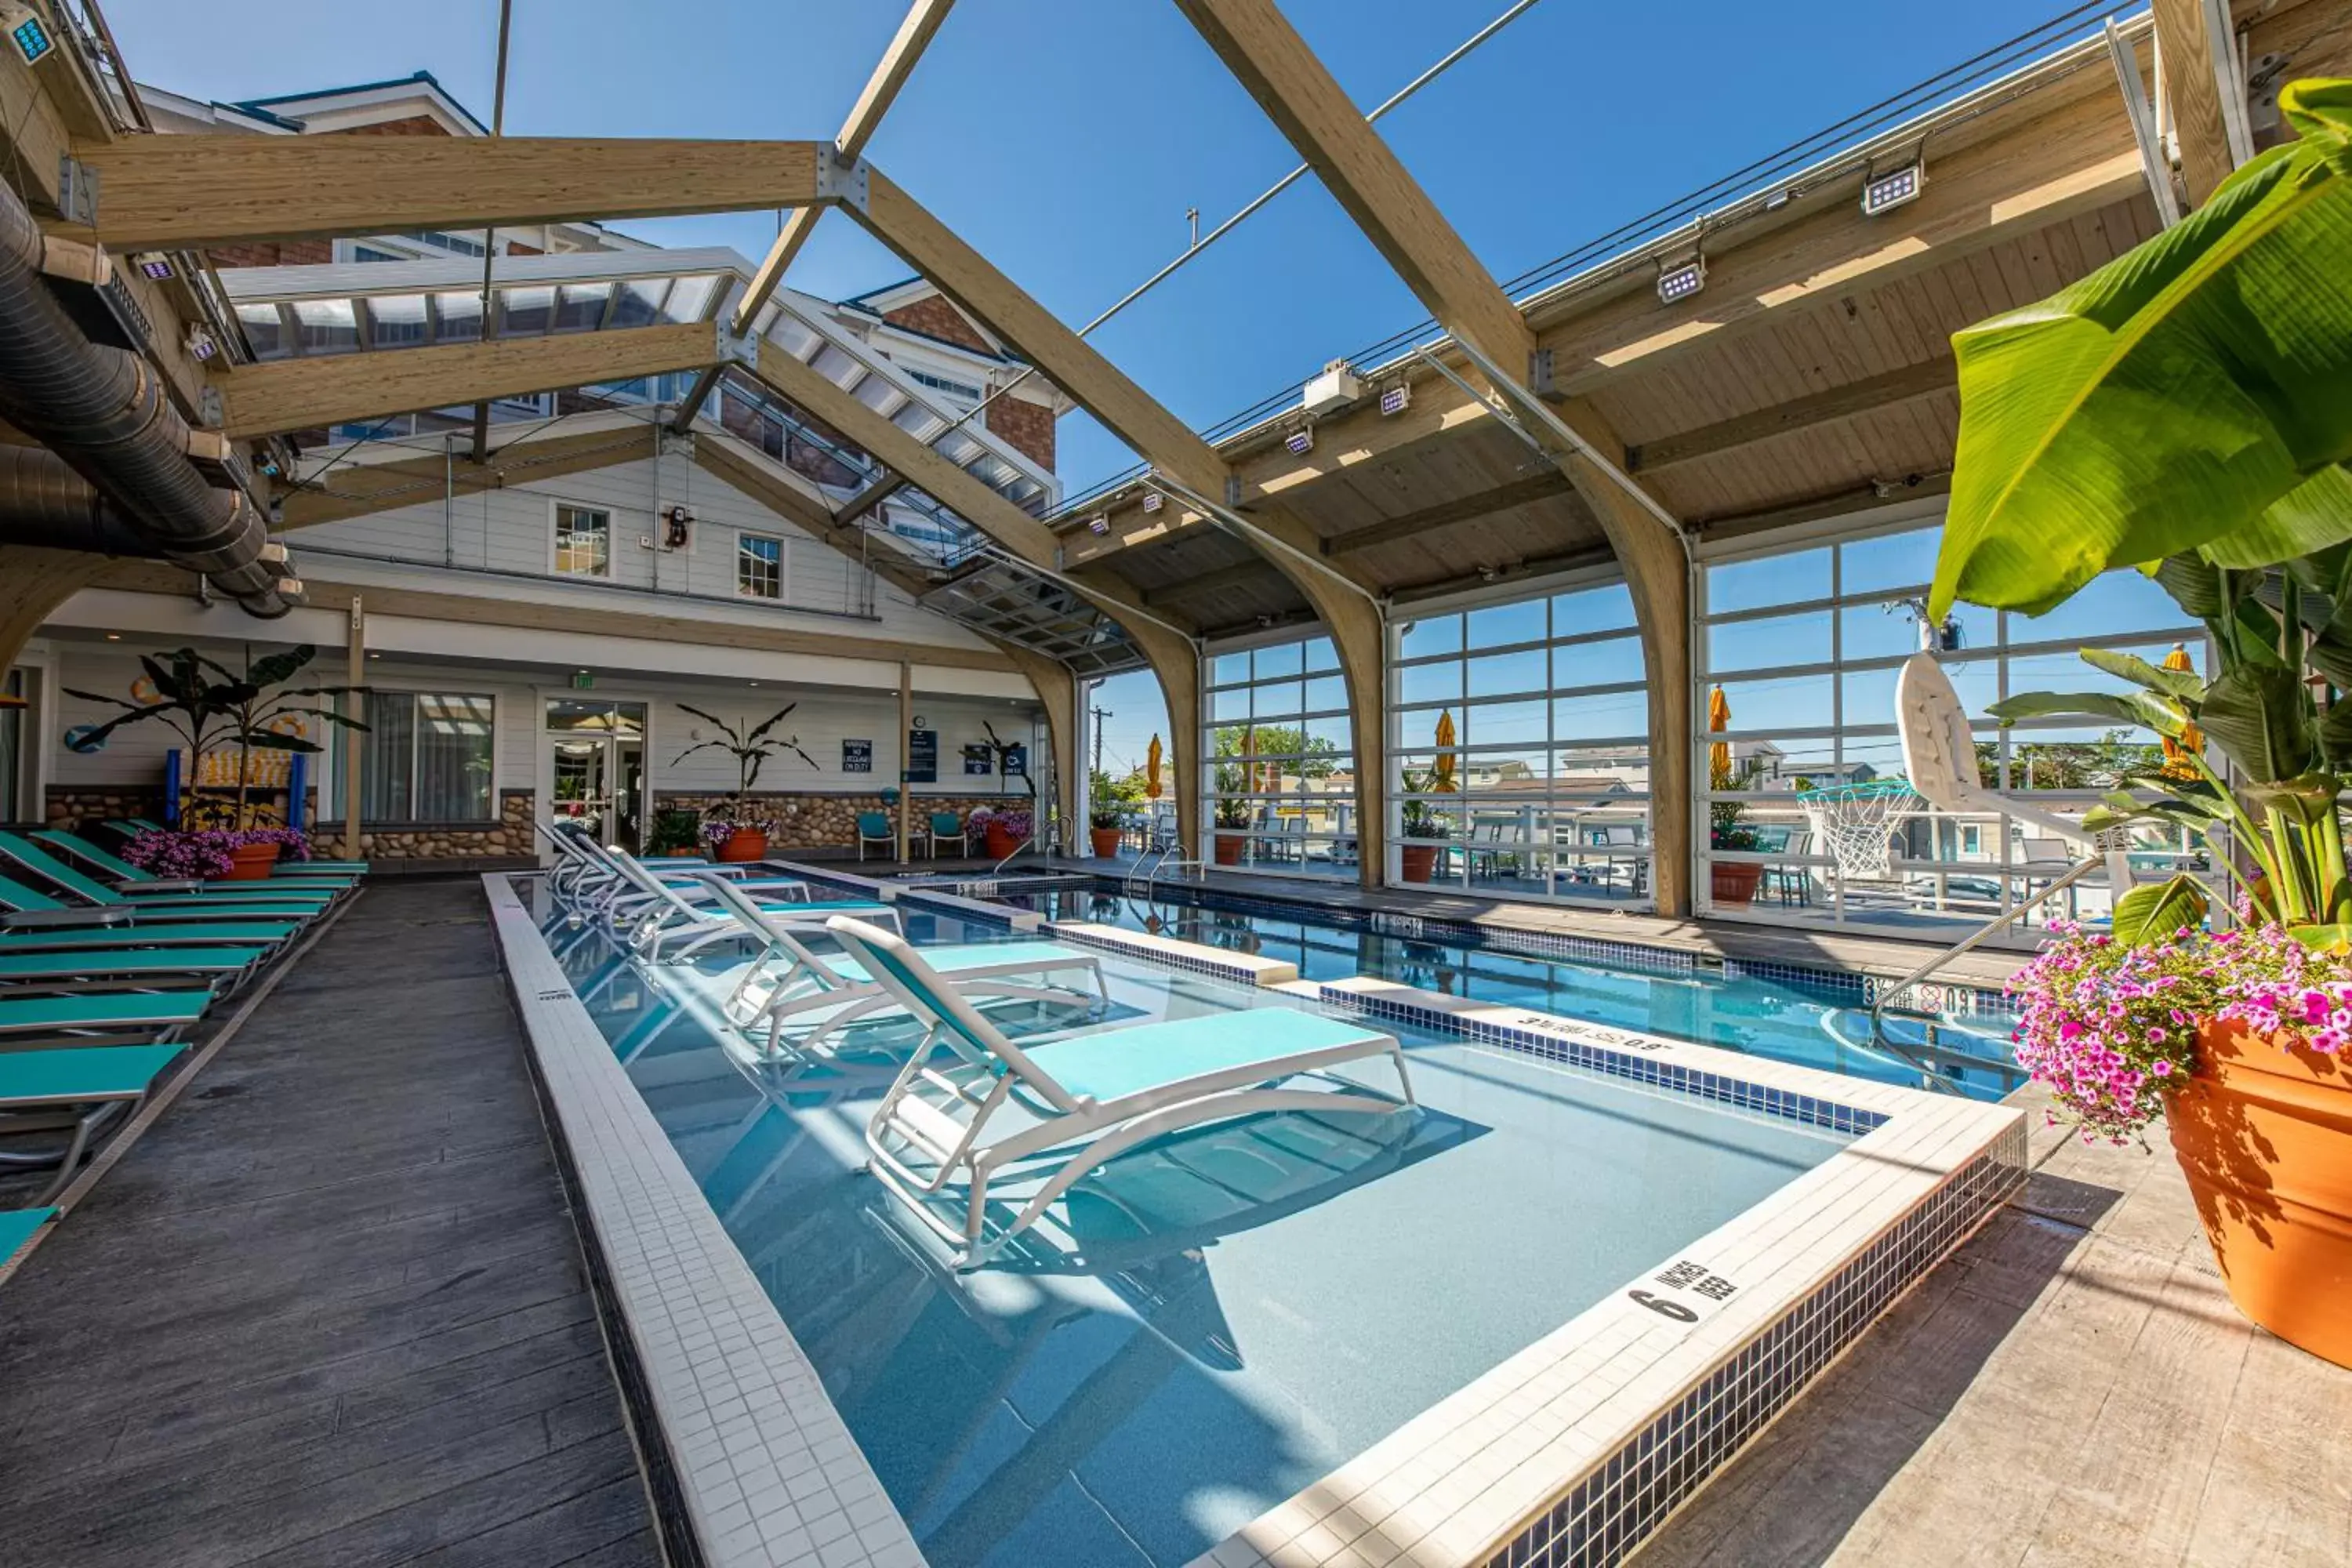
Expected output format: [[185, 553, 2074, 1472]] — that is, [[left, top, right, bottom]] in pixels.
[[1398, 844, 1439, 882], [1711, 862, 1763, 906], [1214, 833, 1246, 866], [715, 829, 767, 863], [1090, 827, 1124, 858], [983, 826, 1020, 860], [217, 842, 281, 881], [2169, 1018, 2352, 1367]]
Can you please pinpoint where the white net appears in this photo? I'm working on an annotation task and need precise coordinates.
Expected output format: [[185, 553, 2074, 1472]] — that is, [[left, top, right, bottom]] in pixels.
[[1799, 782, 1918, 881]]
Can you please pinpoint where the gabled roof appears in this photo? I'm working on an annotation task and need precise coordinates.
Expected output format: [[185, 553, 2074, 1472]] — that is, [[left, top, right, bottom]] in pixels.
[[228, 71, 488, 136]]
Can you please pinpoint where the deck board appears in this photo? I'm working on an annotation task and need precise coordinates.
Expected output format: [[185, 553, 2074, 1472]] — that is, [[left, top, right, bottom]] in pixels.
[[0, 878, 661, 1568]]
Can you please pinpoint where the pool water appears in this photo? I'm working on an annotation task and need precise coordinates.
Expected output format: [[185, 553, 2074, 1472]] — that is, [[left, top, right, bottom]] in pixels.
[[543, 900, 1851, 1567], [993, 887, 2027, 1102]]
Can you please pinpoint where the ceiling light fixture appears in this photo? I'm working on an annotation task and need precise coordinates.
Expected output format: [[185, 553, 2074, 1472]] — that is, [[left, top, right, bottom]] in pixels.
[[1141, 492, 1163, 514], [1086, 514, 1109, 535], [1284, 425, 1315, 456], [1379, 381, 1411, 416], [1860, 158, 1925, 217], [1656, 254, 1706, 305], [132, 252, 176, 282], [3, 5, 56, 67]]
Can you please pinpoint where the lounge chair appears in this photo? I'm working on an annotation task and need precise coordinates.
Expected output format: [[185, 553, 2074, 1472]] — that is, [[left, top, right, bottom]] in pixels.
[[0, 946, 270, 990], [825, 916, 1416, 1267], [0, 873, 306, 942], [694, 875, 1106, 1058], [556, 834, 822, 927], [601, 848, 899, 962], [0, 1205, 53, 1272], [31, 829, 361, 895], [0, 989, 211, 1045], [0, 1044, 187, 1203], [0, 835, 335, 919]]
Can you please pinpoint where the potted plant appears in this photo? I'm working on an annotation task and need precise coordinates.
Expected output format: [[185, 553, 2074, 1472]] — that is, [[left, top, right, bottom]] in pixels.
[[670, 703, 816, 863], [1089, 768, 1137, 859], [1396, 768, 1449, 882], [1708, 759, 1766, 906], [65, 644, 366, 880], [1927, 78, 2352, 1364], [1213, 770, 1252, 866], [646, 808, 702, 858], [983, 807, 1030, 861]]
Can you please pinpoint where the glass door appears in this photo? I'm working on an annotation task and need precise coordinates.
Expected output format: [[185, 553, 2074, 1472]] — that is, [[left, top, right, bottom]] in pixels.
[[546, 699, 648, 854]]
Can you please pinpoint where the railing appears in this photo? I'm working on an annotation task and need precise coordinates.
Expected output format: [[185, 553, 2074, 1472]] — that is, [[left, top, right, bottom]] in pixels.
[[1865, 854, 2107, 1093]]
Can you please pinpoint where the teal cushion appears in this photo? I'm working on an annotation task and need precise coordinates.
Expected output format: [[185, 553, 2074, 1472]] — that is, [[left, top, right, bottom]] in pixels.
[[1022, 1011, 1388, 1104], [0, 991, 209, 1035], [0, 1207, 54, 1268], [0, 1044, 187, 1105]]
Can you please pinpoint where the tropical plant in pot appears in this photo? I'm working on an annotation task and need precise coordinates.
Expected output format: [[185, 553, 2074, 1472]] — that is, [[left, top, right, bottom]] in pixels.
[[67, 644, 366, 880], [1397, 768, 1451, 883], [982, 807, 1032, 860], [670, 703, 815, 862], [1927, 78, 2352, 1365], [645, 808, 702, 858], [1211, 760, 1254, 866], [1089, 768, 1138, 859], [1708, 758, 1766, 906]]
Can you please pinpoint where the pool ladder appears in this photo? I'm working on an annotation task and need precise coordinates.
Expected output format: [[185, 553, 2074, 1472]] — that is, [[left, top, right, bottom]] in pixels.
[[1865, 854, 2107, 1094], [1124, 844, 1204, 904]]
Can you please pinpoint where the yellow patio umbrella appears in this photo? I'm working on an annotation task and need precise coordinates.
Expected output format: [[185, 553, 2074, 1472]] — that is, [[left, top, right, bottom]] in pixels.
[[1431, 709, 1458, 792], [1144, 733, 1163, 799], [2158, 643, 2203, 778], [1707, 684, 1732, 786]]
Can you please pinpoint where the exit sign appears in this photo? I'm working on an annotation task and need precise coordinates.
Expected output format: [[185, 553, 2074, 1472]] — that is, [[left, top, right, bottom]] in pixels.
[[570, 671, 595, 689]]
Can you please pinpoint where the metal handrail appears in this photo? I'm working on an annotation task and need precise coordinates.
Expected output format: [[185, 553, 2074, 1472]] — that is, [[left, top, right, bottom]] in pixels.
[[1867, 855, 2108, 1092]]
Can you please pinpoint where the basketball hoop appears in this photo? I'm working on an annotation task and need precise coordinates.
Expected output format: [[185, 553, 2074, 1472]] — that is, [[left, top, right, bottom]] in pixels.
[[1798, 779, 1918, 882]]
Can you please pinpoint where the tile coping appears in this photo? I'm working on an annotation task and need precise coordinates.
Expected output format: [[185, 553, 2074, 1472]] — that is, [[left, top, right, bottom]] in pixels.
[[491, 871, 2025, 1568]]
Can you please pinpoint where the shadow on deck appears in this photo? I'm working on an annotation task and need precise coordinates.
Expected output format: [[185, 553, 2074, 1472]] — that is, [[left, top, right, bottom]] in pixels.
[[0, 878, 661, 1568]]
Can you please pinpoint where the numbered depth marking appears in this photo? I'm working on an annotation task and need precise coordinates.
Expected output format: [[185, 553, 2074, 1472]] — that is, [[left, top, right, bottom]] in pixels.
[[1509, 1014, 1671, 1054], [1629, 1258, 1740, 1328]]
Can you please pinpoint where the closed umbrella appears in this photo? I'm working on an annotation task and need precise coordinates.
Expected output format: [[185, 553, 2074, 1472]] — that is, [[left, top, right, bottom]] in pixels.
[[1707, 684, 1732, 786], [2158, 644, 2203, 778], [1432, 709, 1458, 793], [1145, 734, 1163, 800]]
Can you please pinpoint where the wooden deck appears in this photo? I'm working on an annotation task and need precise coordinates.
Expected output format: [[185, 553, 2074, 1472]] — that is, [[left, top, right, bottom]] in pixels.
[[0, 879, 662, 1568], [1632, 1087, 2352, 1567]]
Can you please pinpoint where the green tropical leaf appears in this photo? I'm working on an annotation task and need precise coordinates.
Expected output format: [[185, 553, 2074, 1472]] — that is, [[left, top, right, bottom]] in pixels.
[[2242, 771, 2342, 823], [1985, 689, 2186, 738], [62, 687, 145, 713], [675, 703, 741, 744], [2288, 922, 2352, 952], [2198, 663, 2318, 782], [2200, 464, 2352, 568], [245, 648, 316, 689], [2078, 646, 2205, 700], [1929, 80, 2352, 617], [241, 733, 321, 753], [2110, 873, 2211, 946], [742, 704, 799, 746], [2321, 700, 2352, 768]]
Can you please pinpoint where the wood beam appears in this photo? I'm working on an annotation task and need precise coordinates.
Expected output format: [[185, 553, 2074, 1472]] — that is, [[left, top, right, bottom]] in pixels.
[[1323, 470, 1575, 556], [2153, 0, 2238, 206], [281, 426, 660, 529], [216, 322, 719, 440], [1142, 558, 1279, 606], [734, 0, 957, 334], [77, 137, 828, 251], [833, 470, 910, 524], [1625, 355, 1957, 474], [0, 30, 93, 216], [0, 546, 113, 673], [1173, 0, 1534, 375]]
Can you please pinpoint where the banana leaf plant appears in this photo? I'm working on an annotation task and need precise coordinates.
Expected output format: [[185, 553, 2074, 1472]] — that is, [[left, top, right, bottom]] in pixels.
[[66, 645, 368, 831], [1929, 79, 2352, 618], [670, 704, 816, 825]]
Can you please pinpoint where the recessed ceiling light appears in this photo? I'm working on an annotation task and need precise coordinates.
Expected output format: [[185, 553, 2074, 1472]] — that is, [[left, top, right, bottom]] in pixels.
[[103, 632, 121, 641]]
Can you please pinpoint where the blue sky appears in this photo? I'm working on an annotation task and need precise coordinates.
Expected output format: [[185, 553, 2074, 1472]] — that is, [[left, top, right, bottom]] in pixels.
[[107, 0, 2110, 771]]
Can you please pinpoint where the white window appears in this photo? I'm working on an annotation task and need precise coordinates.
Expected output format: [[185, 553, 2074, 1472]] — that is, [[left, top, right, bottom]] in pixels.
[[552, 502, 612, 578], [737, 532, 783, 600], [903, 366, 985, 404]]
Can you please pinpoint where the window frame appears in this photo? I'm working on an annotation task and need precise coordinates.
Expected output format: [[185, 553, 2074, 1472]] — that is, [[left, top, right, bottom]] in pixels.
[[332, 689, 499, 826], [549, 498, 615, 580], [735, 530, 785, 601]]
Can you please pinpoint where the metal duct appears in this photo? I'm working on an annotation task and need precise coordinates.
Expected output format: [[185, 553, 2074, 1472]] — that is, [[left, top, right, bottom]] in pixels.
[[0, 444, 162, 556], [0, 173, 288, 616]]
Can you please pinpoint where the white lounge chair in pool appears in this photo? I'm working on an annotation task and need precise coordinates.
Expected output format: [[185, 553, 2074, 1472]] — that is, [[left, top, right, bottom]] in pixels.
[[824, 915, 1416, 1268], [694, 875, 1108, 1058], [604, 848, 900, 962], [540, 827, 807, 924]]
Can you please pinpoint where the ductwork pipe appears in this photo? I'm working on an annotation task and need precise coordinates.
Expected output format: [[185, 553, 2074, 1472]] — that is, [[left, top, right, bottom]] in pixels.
[[0, 444, 162, 556], [0, 173, 287, 616]]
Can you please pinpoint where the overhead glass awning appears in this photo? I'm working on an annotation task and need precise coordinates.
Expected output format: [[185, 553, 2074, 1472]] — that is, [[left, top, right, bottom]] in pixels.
[[922, 560, 1147, 677]]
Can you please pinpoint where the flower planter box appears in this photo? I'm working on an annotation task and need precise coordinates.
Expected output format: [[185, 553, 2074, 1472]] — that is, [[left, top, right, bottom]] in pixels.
[[982, 826, 1020, 860], [1090, 827, 1124, 858], [1214, 833, 1247, 866], [2169, 1017, 2352, 1368], [1398, 844, 1439, 883], [715, 830, 767, 863], [216, 842, 281, 881], [1710, 861, 1763, 906]]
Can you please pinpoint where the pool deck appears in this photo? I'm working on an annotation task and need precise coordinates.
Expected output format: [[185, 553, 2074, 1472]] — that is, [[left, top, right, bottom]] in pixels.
[[1630, 1087, 2352, 1568], [0, 878, 662, 1568], [1044, 854, 2027, 993]]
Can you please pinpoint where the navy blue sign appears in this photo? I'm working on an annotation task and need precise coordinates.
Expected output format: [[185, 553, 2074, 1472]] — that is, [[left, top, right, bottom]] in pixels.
[[905, 728, 937, 784], [841, 739, 872, 774]]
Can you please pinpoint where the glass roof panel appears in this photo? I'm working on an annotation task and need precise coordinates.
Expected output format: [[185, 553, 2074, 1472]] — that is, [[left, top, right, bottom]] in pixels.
[[554, 282, 611, 331], [499, 285, 554, 336], [609, 278, 666, 330], [290, 298, 358, 354], [236, 303, 285, 359], [661, 274, 717, 322], [434, 291, 483, 341], [366, 293, 427, 347]]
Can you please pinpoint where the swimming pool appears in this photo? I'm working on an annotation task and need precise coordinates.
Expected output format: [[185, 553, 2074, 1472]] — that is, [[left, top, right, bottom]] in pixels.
[[546, 898, 1849, 1565], [989, 884, 2027, 1102]]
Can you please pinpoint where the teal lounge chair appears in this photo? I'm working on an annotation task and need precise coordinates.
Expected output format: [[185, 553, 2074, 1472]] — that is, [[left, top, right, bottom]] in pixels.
[[599, 847, 900, 962], [0, 873, 303, 946], [0, 989, 211, 1044], [32, 831, 361, 891], [0, 946, 267, 990], [695, 875, 1105, 1058], [826, 916, 1415, 1267], [0, 837, 332, 920], [0, 1044, 186, 1202], [0, 1206, 53, 1272]]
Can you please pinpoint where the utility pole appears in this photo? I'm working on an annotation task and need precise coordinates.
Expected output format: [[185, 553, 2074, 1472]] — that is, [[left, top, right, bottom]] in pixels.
[[1089, 702, 1111, 779]]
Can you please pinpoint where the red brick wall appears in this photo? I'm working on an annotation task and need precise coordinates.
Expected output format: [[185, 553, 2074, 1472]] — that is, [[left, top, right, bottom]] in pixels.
[[985, 395, 1056, 472], [881, 297, 992, 354]]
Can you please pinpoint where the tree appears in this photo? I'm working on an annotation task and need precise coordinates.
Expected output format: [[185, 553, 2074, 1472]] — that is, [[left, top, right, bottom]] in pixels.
[[1973, 728, 2167, 791], [1212, 724, 1340, 779]]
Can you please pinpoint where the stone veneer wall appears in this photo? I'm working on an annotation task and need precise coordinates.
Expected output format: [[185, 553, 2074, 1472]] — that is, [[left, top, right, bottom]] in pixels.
[[43, 786, 169, 831], [655, 792, 1037, 850], [313, 790, 538, 860]]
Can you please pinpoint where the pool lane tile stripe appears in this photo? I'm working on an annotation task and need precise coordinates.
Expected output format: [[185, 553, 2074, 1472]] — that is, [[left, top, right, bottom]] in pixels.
[[1196, 978, 2024, 1568]]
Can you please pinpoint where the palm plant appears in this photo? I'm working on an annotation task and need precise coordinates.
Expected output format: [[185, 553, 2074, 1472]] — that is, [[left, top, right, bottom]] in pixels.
[[670, 703, 815, 827], [66, 645, 367, 830], [1927, 78, 2352, 946]]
